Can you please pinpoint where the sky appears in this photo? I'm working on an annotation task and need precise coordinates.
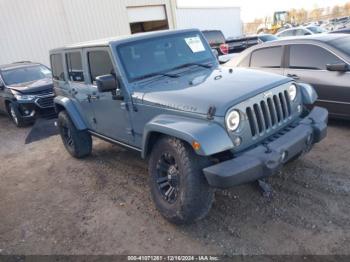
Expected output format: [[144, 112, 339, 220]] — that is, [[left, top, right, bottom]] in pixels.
[[176, 0, 350, 22]]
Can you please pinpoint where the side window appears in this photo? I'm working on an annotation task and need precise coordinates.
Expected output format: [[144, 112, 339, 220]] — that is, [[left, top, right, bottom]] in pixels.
[[289, 44, 343, 70], [66, 52, 84, 82], [88, 50, 114, 83], [238, 53, 250, 67], [50, 54, 65, 81], [295, 29, 309, 36], [279, 30, 294, 37], [250, 46, 283, 68]]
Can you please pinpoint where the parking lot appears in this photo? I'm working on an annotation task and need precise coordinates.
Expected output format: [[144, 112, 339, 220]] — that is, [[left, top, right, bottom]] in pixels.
[[0, 114, 349, 255]]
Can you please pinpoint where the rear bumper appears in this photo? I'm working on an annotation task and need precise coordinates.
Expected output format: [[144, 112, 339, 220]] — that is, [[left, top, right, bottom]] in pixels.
[[203, 107, 328, 188]]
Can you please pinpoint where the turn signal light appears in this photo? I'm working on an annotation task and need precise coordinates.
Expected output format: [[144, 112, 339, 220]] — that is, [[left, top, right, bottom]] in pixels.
[[192, 141, 201, 151]]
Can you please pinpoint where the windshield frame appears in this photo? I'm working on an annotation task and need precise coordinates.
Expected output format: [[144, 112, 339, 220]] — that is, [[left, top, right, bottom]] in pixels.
[[1, 65, 52, 86], [115, 31, 216, 83]]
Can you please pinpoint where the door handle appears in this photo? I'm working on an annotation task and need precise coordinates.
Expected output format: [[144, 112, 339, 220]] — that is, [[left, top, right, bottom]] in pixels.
[[287, 74, 300, 80], [87, 94, 99, 102]]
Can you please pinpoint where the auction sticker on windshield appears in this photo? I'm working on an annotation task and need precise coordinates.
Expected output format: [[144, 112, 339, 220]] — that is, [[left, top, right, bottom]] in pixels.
[[185, 36, 205, 53]]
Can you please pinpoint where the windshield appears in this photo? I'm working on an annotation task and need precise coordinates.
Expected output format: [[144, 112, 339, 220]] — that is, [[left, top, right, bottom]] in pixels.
[[117, 32, 215, 82], [328, 36, 350, 56], [1, 65, 52, 85], [307, 26, 326, 34]]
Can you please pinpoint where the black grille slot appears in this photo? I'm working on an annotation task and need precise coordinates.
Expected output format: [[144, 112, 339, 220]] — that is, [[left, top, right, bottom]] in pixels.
[[36, 96, 54, 108], [246, 91, 292, 137], [246, 107, 257, 137]]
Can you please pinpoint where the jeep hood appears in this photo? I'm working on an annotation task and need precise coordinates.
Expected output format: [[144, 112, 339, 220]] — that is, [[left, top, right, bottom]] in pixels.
[[7, 78, 53, 94], [136, 67, 291, 116]]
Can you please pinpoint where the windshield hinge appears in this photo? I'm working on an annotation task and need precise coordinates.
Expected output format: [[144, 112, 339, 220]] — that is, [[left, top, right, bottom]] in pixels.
[[207, 106, 216, 120]]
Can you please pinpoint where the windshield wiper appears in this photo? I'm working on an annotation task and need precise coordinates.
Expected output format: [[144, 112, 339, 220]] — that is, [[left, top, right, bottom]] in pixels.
[[134, 72, 179, 81], [172, 62, 214, 70]]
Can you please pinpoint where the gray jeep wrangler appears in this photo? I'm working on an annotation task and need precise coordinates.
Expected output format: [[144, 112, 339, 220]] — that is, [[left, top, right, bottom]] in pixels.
[[50, 29, 328, 224]]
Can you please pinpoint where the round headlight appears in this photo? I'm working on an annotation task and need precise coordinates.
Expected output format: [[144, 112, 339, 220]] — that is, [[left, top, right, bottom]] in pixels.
[[288, 84, 297, 101], [226, 110, 240, 132]]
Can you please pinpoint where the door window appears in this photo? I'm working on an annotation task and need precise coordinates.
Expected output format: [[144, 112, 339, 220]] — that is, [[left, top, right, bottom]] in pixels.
[[250, 46, 283, 68], [278, 30, 294, 37], [295, 29, 310, 36], [87, 50, 114, 84], [66, 52, 84, 82], [50, 54, 65, 81], [289, 44, 343, 70]]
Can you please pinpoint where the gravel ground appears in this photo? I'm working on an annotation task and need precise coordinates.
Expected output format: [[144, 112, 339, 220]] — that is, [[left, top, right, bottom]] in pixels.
[[0, 114, 349, 255]]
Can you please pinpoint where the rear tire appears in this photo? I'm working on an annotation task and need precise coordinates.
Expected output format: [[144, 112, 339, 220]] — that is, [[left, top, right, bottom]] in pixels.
[[57, 110, 92, 158], [149, 136, 215, 224]]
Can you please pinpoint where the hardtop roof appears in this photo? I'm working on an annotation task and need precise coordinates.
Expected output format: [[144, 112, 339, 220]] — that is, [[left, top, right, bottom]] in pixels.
[[50, 29, 200, 53]]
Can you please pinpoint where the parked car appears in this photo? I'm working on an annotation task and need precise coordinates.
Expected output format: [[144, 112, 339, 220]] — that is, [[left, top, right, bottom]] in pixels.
[[226, 34, 278, 53], [219, 34, 278, 64], [0, 61, 55, 127], [330, 28, 350, 34], [226, 34, 350, 120], [201, 30, 228, 56], [51, 29, 327, 224], [276, 26, 326, 38]]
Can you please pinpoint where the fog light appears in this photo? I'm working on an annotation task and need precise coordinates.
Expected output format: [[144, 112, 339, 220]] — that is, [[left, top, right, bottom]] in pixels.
[[297, 105, 302, 113], [306, 134, 313, 145], [281, 151, 287, 162], [233, 136, 242, 147]]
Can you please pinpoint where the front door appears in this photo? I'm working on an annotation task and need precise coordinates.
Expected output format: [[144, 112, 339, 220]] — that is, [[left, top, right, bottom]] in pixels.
[[285, 44, 350, 118], [84, 48, 131, 143], [249, 45, 285, 75]]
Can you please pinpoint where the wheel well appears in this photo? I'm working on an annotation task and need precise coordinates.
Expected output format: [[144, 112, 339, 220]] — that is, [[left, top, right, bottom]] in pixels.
[[5, 100, 11, 113], [55, 103, 65, 113], [144, 132, 197, 159], [145, 132, 163, 159]]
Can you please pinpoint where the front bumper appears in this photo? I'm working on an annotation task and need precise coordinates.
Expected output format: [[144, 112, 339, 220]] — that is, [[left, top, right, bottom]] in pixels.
[[13, 99, 56, 122], [203, 107, 328, 188]]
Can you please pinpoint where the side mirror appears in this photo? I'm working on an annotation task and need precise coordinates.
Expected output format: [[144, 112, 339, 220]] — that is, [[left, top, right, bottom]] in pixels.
[[0, 82, 4, 90], [326, 63, 349, 72], [304, 32, 311, 35], [96, 74, 123, 100]]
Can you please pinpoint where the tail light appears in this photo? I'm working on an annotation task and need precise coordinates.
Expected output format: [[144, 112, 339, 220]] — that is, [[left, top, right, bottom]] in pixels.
[[219, 43, 229, 55]]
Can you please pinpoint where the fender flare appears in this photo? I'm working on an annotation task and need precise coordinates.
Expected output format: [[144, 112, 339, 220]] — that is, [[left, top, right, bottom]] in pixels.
[[54, 96, 88, 130], [142, 114, 234, 159]]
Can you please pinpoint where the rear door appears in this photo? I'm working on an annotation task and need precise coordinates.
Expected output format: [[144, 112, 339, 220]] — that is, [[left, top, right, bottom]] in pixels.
[[249, 46, 285, 75], [65, 51, 96, 129], [285, 44, 350, 118]]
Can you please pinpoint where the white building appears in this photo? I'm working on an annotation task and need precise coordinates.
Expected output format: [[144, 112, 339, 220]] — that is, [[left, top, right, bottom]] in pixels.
[[0, 0, 241, 66]]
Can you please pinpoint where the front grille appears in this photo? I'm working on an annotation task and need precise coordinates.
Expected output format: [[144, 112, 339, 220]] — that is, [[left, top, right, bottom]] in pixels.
[[246, 91, 292, 137], [36, 96, 54, 108]]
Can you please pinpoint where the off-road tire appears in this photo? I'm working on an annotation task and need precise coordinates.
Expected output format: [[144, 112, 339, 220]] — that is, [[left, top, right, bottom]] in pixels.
[[7, 102, 31, 127], [57, 111, 92, 158], [149, 136, 215, 224]]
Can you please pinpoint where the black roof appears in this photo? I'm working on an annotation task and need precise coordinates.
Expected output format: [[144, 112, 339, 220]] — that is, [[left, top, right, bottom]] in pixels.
[[0, 61, 42, 71]]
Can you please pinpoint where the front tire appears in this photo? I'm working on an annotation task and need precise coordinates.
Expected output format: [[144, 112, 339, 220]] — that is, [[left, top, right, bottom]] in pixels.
[[8, 102, 31, 127], [149, 137, 215, 224], [57, 111, 92, 158]]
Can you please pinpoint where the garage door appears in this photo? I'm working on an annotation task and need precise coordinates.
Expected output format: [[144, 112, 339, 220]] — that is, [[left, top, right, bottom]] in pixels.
[[127, 5, 169, 34], [127, 6, 167, 23]]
